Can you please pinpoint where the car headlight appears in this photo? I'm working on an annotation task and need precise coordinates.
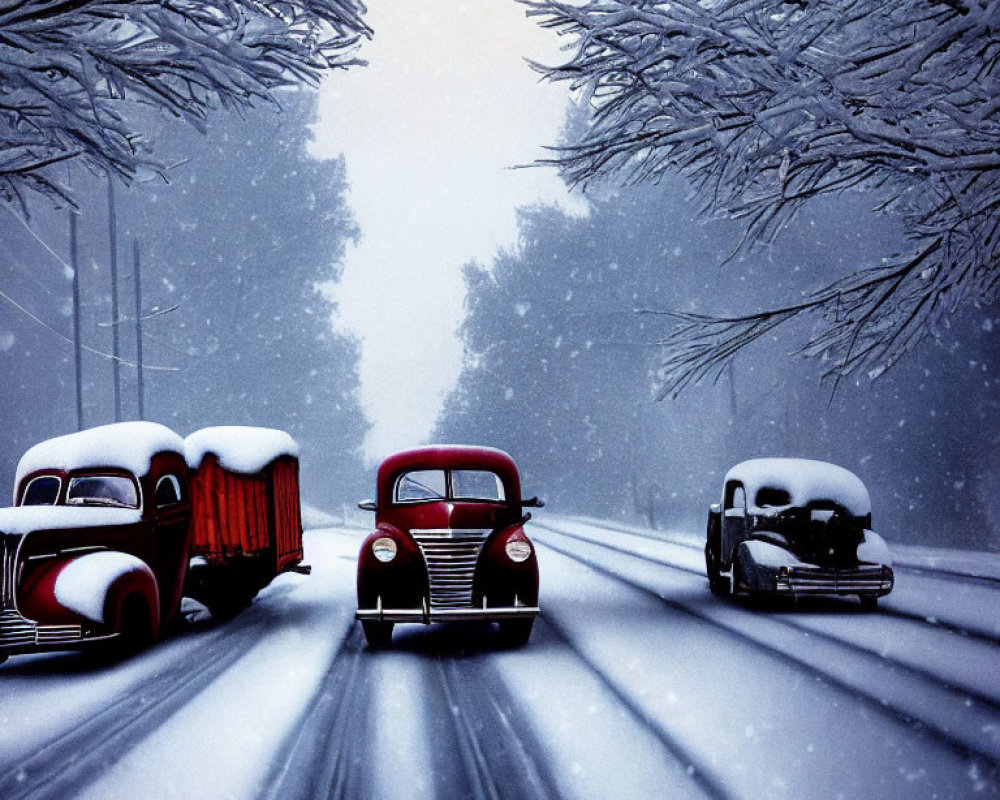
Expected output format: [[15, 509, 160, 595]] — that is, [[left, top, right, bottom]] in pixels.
[[504, 536, 532, 563], [372, 536, 397, 563]]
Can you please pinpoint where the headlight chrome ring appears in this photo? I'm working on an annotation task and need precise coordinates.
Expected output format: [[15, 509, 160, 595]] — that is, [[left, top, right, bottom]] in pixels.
[[372, 536, 397, 563]]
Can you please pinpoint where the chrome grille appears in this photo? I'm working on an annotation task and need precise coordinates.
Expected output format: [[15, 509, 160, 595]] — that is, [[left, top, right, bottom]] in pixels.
[[1, 535, 15, 610], [0, 611, 35, 646], [410, 528, 491, 609], [777, 565, 891, 594]]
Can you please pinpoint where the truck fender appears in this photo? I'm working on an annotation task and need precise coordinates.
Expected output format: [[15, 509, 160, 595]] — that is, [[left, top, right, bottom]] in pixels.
[[53, 552, 160, 639]]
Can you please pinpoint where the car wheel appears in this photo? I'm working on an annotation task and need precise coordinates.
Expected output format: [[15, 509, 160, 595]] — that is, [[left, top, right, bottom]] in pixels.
[[115, 593, 154, 657], [498, 619, 534, 647], [859, 594, 879, 610], [731, 546, 750, 599], [361, 620, 394, 649], [705, 544, 728, 597]]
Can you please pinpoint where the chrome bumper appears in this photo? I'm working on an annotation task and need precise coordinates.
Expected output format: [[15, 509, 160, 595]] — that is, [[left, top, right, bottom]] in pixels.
[[356, 596, 539, 624], [0, 609, 98, 654], [775, 565, 893, 596]]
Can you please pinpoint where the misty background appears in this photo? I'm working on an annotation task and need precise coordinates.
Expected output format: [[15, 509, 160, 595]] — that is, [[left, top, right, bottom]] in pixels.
[[2, 9, 997, 551]]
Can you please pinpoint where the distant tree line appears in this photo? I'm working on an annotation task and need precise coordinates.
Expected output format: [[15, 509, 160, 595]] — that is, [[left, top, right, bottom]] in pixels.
[[435, 179, 1000, 548]]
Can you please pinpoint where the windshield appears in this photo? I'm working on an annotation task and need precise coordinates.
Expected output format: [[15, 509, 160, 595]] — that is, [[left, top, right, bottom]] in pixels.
[[394, 469, 506, 504], [66, 475, 139, 509], [22, 475, 61, 506]]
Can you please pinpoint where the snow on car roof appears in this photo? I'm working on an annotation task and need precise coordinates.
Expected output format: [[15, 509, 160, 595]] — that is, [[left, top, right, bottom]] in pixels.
[[185, 426, 299, 474], [0, 505, 142, 535], [15, 422, 184, 487], [725, 457, 871, 516]]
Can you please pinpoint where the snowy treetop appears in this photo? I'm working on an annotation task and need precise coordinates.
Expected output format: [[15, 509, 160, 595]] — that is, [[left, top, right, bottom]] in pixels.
[[15, 422, 184, 487], [185, 426, 299, 474], [725, 458, 871, 516], [0, 506, 141, 536]]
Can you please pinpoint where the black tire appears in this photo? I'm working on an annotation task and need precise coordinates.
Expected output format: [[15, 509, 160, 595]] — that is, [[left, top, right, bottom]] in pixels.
[[731, 547, 748, 599], [859, 594, 879, 610], [115, 594, 154, 658], [705, 544, 728, 597], [362, 620, 394, 649], [498, 619, 534, 647]]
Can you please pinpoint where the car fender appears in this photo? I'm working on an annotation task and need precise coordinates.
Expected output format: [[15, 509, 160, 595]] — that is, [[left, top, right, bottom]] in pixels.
[[53, 551, 160, 637], [856, 530, 892, 568]]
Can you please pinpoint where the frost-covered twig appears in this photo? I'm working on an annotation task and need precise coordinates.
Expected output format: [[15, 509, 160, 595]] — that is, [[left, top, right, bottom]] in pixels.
[[0, 0, 371, 212], [527, 0, 1000, 390]]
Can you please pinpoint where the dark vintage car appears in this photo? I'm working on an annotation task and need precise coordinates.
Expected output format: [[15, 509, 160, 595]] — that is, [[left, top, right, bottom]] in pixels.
[[704, 458, 894, 607], [1, 422, 193, 662], [355, 445, 542, 648]]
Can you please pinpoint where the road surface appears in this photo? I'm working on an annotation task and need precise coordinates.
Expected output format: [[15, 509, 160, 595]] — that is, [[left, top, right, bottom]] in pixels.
[[0, 516, 997, 799]]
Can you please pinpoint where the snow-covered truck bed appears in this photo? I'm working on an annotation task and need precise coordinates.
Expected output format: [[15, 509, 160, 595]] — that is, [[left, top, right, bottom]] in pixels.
[[184, 427, 306, 615]]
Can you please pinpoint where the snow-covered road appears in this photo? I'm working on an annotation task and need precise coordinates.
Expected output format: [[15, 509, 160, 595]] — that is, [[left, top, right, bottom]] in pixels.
[[0, 517, 997, 799]]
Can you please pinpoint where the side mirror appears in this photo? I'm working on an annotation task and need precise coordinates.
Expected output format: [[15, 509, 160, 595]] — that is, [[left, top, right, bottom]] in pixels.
[[357, 499, 376, 512], [522, 496, 545, 508]]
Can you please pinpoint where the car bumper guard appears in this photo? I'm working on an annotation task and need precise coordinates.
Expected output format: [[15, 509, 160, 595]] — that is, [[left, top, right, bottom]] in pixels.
[[356, 595, 539, 624]]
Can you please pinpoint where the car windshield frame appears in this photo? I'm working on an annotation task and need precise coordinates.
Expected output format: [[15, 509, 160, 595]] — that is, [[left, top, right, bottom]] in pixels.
[[65, 473, 141, 509], [393, 468, 506, 505]]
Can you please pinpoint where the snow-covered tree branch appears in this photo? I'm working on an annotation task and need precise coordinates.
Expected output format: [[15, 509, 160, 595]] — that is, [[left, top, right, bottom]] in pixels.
[[0, 0, 370, 212], [527, 0, 1000, 394]]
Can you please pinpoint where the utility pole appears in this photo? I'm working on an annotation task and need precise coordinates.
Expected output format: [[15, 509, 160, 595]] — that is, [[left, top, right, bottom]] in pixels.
[[133, 238, 145, 420], [108, 178, 122, 422], [69, 209, 83, 431]]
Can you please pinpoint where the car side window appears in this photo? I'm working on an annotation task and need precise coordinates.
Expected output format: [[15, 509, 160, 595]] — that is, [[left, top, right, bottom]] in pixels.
[[155, 474, 183, 507], [22, 475, 61, 505], [725, 482, 746, 515]]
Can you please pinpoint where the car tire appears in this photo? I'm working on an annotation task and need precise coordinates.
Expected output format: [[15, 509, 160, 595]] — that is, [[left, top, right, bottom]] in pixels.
[[498, 619, 534, 647], [859, 594, 879, 610], [362, 620, 394, 649], [731, 546, 750, 598], [705, 544, 728, 597], [115, 593, 154, 658]]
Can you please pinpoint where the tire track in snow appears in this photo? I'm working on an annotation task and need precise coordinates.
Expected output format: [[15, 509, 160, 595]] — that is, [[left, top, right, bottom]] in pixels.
[[539, 519, 1000, 645], [539, 520, 1000, 706], [533, 526, 1000, 773], [0, 594, 299, 800], [432, 652, 563, 800], [258, 623, 371, 800]]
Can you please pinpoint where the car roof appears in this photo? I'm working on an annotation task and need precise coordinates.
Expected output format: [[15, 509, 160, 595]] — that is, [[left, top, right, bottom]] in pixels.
[[725, 457, 871, 516], [376, 445, 521, 506], [16, 422, 185, 487]]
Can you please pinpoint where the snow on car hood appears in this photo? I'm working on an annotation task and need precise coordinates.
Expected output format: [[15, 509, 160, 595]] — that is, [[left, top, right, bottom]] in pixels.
[[15, 422, 184, 489], [185, 426, 299, 474], [725, 457, 871, 516], [0, 505, 141, 536]]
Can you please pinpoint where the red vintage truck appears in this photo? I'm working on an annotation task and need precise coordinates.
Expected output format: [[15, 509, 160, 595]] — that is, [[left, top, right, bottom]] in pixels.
[[0, 422, 305, 663], [183, 425, 307, 617]]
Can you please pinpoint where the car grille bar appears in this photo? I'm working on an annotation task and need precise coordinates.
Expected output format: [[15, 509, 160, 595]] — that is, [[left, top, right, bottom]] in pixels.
[[410, 528, 491, 609], [776, 565, 892, 594], [1, 535, 16, 610]]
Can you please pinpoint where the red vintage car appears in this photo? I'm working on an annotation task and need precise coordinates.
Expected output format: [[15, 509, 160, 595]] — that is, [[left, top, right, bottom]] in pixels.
[[1, 422, 192, 662], [356, 445, 542, 648]]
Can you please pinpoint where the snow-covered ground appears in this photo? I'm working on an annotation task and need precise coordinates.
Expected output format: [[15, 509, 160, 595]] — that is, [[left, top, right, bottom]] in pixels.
[[1, 516, 997, 799]]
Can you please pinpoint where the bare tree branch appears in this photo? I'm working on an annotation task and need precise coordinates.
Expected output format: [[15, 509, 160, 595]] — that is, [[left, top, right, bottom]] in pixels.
[[526, 0, 1000, 392], [0, 0, 371, 211]]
